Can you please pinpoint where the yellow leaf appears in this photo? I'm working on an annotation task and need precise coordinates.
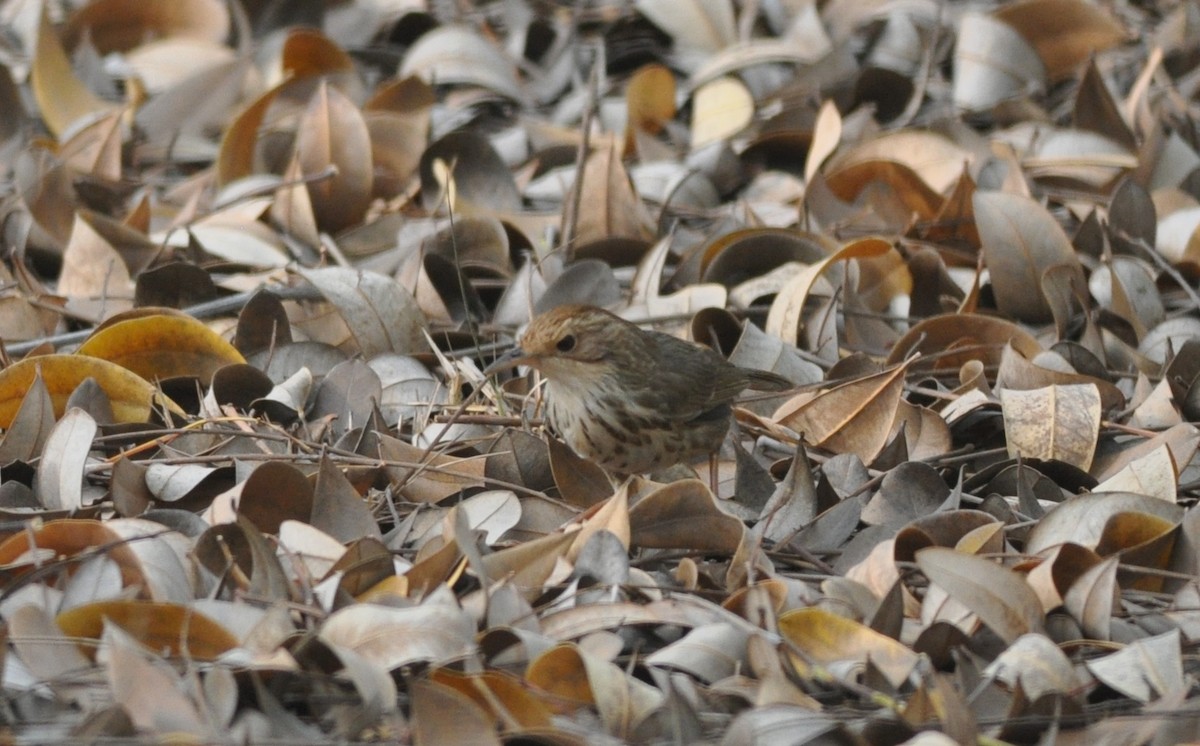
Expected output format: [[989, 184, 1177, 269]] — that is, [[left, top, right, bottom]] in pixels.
[[57, 600, 238, 661], [77, 313, 245, 385], [0, 355, 182, 428], [31, 8, 114, 137]]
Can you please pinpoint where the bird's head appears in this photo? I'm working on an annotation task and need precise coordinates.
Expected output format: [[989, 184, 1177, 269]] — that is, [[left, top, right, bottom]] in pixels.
[[485, 305, 636, 383]]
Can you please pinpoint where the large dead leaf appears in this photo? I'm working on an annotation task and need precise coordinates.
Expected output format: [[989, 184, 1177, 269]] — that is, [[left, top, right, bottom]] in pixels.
[[994, 0, 1126, 81], [999, 384, 1102, 471], [295, 81, 373, 232], [778, 607, 920, 688], [570, 139, 654, 245], [628, 480, 745, 553], [915, 547, 1044, 643], [0, 355, 181, 427], [77, 314, 245, 385], [295, 267, 428, 357], [31, 9, 115, 137], [974, 191, 1082, 324], [319, 603, 476, 670], [58, 600, 238, 660], [774, 362, 909, 463]]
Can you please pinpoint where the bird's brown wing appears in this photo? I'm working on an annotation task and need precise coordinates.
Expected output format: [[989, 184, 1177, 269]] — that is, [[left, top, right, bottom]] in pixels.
[[633, 331, 757, 422]]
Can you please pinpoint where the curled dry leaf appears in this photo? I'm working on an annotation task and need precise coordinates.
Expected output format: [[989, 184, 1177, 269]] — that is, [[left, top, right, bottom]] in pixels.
[[778, 607, 920, 689], [526, 642, 664, 738], [58, 600, 238, 660], [30, 9, 115, 138], [399, 25, 523, 102], [982, 632, 1080, 700], [1085, 628, 1184, 702], [691, 76, 754, 149], [774, 362, 909, 464], [1062, 555, 1119, 640], [35, 407, 96, 512], [628, 479, 745, 553], [295, 82, 373, 232], [999, 383, 1102, 471], [295, 266, 428, 357], [102, 622, 212, 738], [953, 13, 1045, 111], [974, 191, 1082, 324], [993, 0, 1126, 81], [319, 603, 476, 671], [409, 679, 501, 746]]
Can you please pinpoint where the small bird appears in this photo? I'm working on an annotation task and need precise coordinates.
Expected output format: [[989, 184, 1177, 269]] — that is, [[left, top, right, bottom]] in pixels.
[[485, 305, 792, 475]]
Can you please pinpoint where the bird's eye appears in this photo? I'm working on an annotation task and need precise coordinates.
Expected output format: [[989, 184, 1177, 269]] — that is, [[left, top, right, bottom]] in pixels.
[[556, 334, 576, 352]]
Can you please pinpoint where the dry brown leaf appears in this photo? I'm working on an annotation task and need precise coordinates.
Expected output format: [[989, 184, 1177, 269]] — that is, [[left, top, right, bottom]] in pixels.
[[1026, 542, 1103, 612], [974, 191, 1082, 324], [778, 607, 920, 689], [377, 435, 486, 503], [30, 8, 115, 138], [102, 622, 212, 738], [428, 668, 555, 730], [775, 362, 908, 464], [567, 482, 631, 562], [994, 0, 1126, 81], [1025, 492, 1184, 555], [479, 530, 577, 594], [624, 64, 676, 157], [409, 679, 502, 746], [63, 0, 229, 52], [1062, 555, 1119, 640], [628, 479, 745, 553], [999, 383, 1101, 471], [295, 81, 373, 232], [996, 344, 1125, 413], [571, 139, 655, 245], [295, 266, 428, 357], [526, 643, 663, 738], [916, 547, 1044, 643], [58, 600, 238, 660]]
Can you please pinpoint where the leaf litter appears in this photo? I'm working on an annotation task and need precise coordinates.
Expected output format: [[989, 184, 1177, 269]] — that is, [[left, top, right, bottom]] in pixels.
[[0, 0, 1199, 743]]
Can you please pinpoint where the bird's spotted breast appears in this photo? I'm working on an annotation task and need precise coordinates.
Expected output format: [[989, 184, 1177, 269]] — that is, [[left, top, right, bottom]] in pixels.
[[544, 381, 730, 473]]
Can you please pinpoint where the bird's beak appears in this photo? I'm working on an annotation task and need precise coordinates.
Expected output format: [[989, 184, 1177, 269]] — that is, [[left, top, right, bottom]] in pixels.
[[484, 346, 534, 376]]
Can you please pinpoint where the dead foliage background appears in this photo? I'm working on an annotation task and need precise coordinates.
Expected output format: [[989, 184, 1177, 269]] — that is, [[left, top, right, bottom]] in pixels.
[[0, 0, 1199, 743]]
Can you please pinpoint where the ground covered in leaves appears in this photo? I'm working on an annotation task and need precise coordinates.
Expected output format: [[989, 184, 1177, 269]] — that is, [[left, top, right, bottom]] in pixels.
[[2, 0, 1200, 743]]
